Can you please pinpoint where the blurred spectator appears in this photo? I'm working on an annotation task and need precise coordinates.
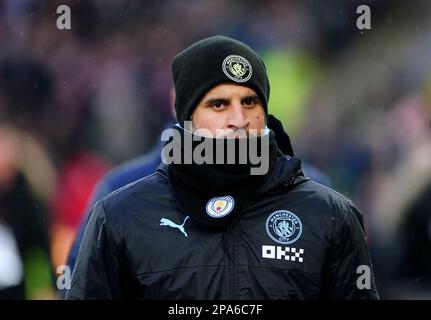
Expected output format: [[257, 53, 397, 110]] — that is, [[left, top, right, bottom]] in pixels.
[[49, 149, 110, 270], [369, 86, 431, 298], [0, 221, 24, 299], [0, 125, 55, 299]]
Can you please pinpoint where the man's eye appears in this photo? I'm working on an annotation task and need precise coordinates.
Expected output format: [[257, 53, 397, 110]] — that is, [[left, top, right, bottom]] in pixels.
[[211, 101, 225, 109], [243, 97, 257, 106]]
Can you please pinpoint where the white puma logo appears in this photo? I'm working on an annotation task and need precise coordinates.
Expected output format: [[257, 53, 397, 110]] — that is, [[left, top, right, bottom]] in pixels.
[[160, 216, 190, 237]]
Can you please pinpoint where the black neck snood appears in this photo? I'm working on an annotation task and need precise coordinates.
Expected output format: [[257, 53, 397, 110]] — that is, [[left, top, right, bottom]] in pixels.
[[165, 125, 281, 230]]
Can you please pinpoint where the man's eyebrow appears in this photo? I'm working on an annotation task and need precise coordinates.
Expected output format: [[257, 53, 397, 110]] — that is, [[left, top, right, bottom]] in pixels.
[[205, 97, 230, 105], [203, 94, 259, 105], [241, 94, 259, 101]]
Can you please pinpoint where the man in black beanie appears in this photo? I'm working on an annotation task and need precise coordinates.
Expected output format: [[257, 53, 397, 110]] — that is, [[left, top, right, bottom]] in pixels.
[[66, 35, 378, 300]]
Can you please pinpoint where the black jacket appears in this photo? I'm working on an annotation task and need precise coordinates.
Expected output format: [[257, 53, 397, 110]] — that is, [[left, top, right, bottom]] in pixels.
[[66, 155, 378, 299]]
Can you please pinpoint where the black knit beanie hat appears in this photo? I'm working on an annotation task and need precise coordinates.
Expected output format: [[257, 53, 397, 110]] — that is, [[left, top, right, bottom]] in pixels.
[[171, 35, 270, 126]]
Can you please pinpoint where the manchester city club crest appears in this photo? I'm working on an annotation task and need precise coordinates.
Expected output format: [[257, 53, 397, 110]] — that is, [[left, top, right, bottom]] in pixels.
[[222, 55, 252, 83], [266, 210, 302, 244], [206, 196, 235, 218]]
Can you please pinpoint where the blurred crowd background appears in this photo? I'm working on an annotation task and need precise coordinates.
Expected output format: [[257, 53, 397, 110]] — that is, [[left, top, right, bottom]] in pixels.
[[0, 0, 431, 299]]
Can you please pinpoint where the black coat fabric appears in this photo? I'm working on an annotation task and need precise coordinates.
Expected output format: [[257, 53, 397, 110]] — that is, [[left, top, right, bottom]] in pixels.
[[65, 155, 378, 300]]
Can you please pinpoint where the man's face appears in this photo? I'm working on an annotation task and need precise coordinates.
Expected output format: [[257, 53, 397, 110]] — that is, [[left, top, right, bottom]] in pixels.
[[191, 83, 266, 138]]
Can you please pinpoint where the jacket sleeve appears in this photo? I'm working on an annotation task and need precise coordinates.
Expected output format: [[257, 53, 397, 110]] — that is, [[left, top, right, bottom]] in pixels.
[[326, 201, 379, 300], [65, 201, 125, 300]]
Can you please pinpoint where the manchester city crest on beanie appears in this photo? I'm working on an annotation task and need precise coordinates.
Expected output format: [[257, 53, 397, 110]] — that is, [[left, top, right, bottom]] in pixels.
[[171, 35, 270, 126]]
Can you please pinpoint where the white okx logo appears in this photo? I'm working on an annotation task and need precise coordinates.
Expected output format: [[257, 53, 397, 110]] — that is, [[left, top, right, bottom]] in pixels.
[[160, 216, 190, 237]]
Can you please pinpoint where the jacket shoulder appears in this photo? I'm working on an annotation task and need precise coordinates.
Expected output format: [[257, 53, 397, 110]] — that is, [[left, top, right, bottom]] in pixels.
[[99, 171, 171, 224], [292, 179, 360, 222], [105, 171, 167, 200]]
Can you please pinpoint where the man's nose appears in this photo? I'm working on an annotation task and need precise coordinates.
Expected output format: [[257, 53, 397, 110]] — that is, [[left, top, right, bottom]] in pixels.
[[227, 103, 249, 129]]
